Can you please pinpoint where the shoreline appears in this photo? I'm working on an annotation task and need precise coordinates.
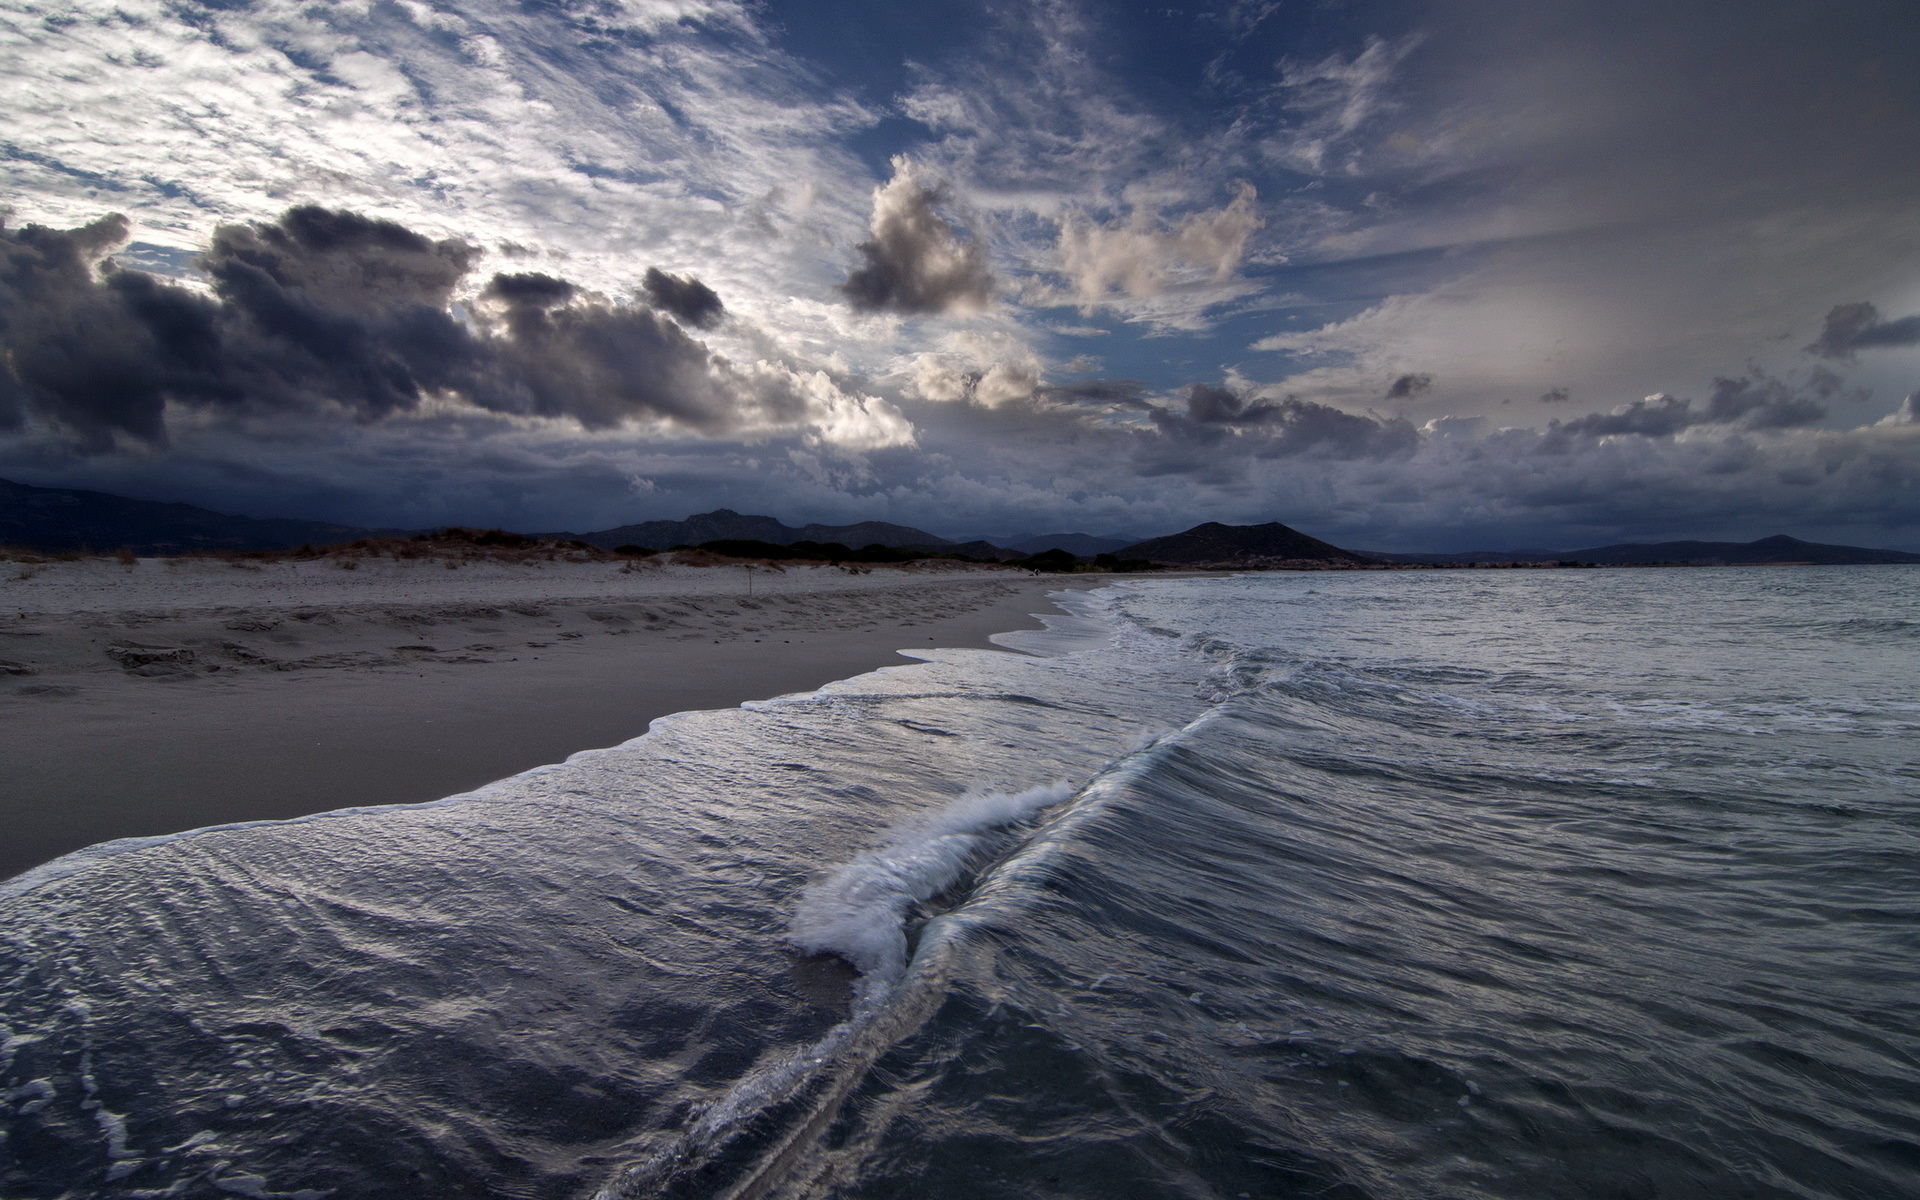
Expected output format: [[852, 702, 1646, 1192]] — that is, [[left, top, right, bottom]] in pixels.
[[1, 560, 1105, 880]]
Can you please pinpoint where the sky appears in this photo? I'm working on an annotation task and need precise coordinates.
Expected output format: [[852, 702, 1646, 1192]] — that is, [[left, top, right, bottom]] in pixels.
[[2, 0, 1918, 550]]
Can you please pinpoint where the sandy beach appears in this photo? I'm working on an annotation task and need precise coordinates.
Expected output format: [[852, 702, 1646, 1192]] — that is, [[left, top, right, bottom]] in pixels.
[[0, 553, 1097, 880]]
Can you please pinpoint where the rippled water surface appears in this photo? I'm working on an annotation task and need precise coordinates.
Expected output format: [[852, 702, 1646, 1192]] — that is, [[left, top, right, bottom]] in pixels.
[[4, 567, 1917, 1199]]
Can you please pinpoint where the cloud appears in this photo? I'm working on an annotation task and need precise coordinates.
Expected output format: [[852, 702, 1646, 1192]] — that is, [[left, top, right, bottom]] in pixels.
[[840, 159, 992, 315], [0, 0, 881, 356], [1551, 372, 1828, 441], [1267, 34, 1423, 174], [209, 206, 478, 312], [1052, 182, 1263, 311], [1806, 301, 1920, 360], [1387, 372, 1432, 399], [1697, 373, 1828, 430], [1554, 393, 1696, 439], [0, 212, 229, 447], [1147, 382, 1418, 460], [1041, 378, 1151, 408], [1185, 382, 1251, 424], [881, 4, 1274, 333], [484, 272, 577, 308], [642, 268, 726, 329], [0, 207, 911, 450], [6, 0, 1920, 552], [896, 330, 1043, 409]]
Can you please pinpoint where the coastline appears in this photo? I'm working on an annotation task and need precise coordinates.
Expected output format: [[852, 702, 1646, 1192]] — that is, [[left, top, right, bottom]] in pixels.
[[0, 558, 1103, 880]]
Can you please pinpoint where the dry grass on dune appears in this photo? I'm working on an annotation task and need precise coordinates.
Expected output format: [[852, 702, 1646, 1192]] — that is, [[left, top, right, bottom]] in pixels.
[[4, 531, 1030, 575], [2, 529, 629, 571], [230, 529, 627, 567]]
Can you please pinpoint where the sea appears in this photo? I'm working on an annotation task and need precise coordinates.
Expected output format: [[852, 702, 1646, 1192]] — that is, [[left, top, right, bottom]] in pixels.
[[3, 566, 1917, 1200]]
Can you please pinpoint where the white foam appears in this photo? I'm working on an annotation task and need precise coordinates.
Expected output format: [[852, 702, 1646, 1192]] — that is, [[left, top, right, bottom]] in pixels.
[[786, 781, 1075, 990], [987, 586, 1130, 658]]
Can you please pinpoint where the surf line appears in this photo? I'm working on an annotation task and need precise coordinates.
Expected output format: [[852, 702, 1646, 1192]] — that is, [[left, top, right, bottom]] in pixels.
[[589, 731, 1185, 1200]]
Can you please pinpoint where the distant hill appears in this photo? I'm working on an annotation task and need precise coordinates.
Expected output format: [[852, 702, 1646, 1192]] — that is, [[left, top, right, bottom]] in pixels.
[[1362, 548, 1564, 565], [1119, 521, 1367, 566], [803, 519, 951, 548], [20, 480, 1902, 570], [1369, 534, 1920, 566], [1564, 534, 1920, 565], [569, 509, 951, 552], [902, 539, 1027, 562], [0, 477, 398, 554], [0, 483, 1096, 562], [1005, 532, 1138, 556]]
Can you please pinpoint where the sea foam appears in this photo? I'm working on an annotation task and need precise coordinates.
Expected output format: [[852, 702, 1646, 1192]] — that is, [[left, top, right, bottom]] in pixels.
[[786, 780, 1075, 989]]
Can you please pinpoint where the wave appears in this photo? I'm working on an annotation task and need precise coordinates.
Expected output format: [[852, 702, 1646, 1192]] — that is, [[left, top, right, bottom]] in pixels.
[[786, 780, 1076, 989], [11, 568, 1918, 1199], [0, 588, 1213, 1199]]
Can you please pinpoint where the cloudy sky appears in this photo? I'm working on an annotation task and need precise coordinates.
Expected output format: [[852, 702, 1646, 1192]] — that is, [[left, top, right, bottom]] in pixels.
[[3, 0, 1917, 549]]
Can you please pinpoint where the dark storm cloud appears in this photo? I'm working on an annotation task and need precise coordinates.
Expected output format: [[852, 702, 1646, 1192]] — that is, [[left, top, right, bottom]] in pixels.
[[1386, 373, 1433, 399], [475, 274, 780, 432], [0, 208, 821, 448], [1551, 372, 1828, 441], [1245, 397, 1419, 458], [0, 214, 235, 447], [1557, 393, 1695, 438], [207, 206, 477, 311], [1185, 382, 1248, 423], [840, 166, 992, 315], [1034, 378, 1153, 408], [484, 271, 577, 307], [1160, 382, 1417, 458], [641, 267, 725, 329], [1806, 302, 1920, 360], [1698, 374, 1827, 429]]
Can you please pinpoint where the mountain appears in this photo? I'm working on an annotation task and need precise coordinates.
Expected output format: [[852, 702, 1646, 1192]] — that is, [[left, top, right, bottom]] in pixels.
[[799, 519, 950, 547], [1005, 532, 1139, 556], [24, 480, 1902, 569], [1362, 548, 1564, 565], [949, 530, 1146, 550], [570, 509, 949, 551], [1119, 521, 1368, 566], [1368, 534, 1920, 566], [0, 477, 396, 554], [1560, 534, 1920, 565]]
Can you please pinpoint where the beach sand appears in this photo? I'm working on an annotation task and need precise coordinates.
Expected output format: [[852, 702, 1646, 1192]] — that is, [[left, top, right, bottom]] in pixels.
[[0, 554, 1098, 879]]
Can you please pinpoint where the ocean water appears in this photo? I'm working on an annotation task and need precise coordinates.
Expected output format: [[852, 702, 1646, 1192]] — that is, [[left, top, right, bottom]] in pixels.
[[3, 567, 1918, 1199]]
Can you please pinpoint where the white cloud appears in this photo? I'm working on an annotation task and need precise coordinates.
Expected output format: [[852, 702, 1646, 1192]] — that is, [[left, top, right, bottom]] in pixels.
[[0, 0, 876, 321], [1265, 34, 1423, 175], [760, 365, 916, 451], [898, 331, 1043, 409], [1043, 181, 1264, 320]]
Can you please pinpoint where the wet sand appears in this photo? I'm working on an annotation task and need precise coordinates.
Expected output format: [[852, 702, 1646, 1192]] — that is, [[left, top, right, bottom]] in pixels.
[[1, 555, 1097, 879]]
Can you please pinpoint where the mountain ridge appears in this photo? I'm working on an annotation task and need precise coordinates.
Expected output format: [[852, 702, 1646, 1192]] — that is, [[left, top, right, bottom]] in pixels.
[[0, 478, 402, 554], [1365, 534, 1920, 566], [1117, 521, 1369, 566], [562, 509, 956, 553], [6, 479, 1917, 566]]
